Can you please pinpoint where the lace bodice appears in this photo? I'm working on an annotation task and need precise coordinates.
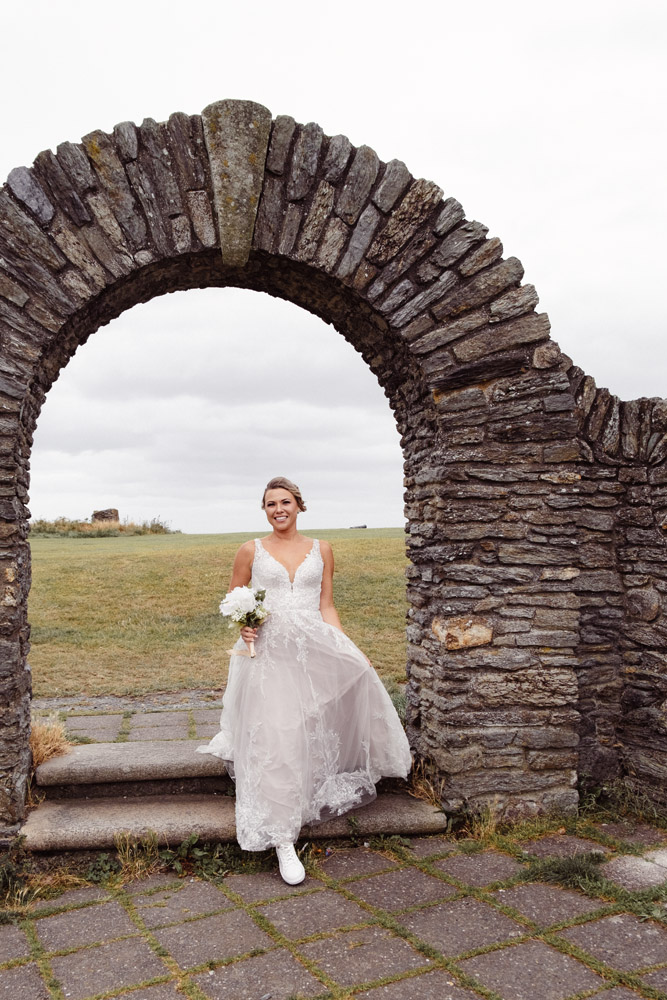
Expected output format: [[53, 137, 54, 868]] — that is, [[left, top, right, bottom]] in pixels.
[[251, 537, 323, 615]]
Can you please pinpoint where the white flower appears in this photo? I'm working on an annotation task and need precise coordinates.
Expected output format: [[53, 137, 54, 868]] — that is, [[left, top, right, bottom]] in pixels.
[[219, 586, 269, 635], [220, 586, 257, 617]]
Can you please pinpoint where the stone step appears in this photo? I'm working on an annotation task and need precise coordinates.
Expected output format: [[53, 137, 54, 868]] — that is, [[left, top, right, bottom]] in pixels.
[[34, 741, 407, 801], [22, 792, 449, 851], [34, 740, 232, 798]]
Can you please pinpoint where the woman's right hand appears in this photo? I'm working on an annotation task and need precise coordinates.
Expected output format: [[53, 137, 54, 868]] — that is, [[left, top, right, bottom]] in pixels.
[[240, 626, 257, 651]]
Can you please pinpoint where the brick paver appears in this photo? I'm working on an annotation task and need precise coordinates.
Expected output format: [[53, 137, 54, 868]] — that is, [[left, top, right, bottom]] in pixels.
[[596, 821, 667, 846], [518, 834, 606, 858], [133, 878, 233, 927], [319, 846, 398, 879], [125, 872, 183, 894], [459, 938, 604, 1000], [346, 866, 457, 911], [559, 912, 667, 971], [33, 884, 110, 910], [599, 989, 661, 1000], [258, 888, 369, 939], [191, 709, 223, 724], [399, 897, 525, 956], [65, 716, 123, 742], [646, 847, 667, 868], [49, 937, 167, 1000], [0, 963, 50, 999], [151, 908, 273, 968], [491, 882, 602, 926], [433, 849, 524, 885], [224, 869, 321, 902], [641, 967, 667, 991], [356, 971, 484, 999], [127, 725, 189, 741], [299, 925, 426, 987], [602, 853, 667, 890], [130, 712, 191, 727], [0, 923, 30, 962], [192, 948, 323, 999], [35, 899, 137, 951], [195, 724, 220, 739], [406, 834, 454, 858], [115, 984, 186, 1000]]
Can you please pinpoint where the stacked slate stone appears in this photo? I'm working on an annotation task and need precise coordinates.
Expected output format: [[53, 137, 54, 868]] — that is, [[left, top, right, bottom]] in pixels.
[[571, 380, 667, 806], [255, 116, 581, 819], [0, 99, 664, 830], [0, 111, 220, 828]]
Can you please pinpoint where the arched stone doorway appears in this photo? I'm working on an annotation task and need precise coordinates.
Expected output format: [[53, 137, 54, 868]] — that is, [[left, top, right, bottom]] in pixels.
[[1, 99, 665, 832]]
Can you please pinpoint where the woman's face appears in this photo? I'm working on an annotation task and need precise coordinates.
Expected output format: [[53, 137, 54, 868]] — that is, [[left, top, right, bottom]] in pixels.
[[263, 488, 298, 531]]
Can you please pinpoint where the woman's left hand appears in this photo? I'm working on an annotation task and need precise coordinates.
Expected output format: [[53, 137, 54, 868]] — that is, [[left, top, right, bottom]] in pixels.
[[240, 626, 258, 651]]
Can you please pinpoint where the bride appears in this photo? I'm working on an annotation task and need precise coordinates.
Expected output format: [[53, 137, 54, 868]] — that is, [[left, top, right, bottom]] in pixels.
[[198, 476, 412, 885]]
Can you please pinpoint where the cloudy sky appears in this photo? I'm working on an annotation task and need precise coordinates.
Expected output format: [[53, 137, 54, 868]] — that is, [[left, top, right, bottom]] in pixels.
[[2, 1, 665, 533]]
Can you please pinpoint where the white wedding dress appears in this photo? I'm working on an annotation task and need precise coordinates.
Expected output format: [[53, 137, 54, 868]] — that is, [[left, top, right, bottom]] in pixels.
[[197, 538, 412, 851]]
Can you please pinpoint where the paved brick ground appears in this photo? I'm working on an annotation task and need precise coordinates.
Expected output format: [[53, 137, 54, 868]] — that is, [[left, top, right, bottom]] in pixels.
[[3, 827, 667, 1000], [50, 705, 223, 744], [13, 705, 667, 999]]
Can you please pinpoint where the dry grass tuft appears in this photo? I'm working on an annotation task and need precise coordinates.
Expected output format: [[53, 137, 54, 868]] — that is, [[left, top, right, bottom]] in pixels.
[[408, 756, 446, 811], [114, 831, 163, 884], [26, 869, 90, 898], [30, 716, 74, 768], [463, 800, 501, 840], [2, 881, 36, 913]]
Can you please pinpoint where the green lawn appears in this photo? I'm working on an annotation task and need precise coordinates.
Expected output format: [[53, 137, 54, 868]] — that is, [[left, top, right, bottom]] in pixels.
[[28, 528, 408, 697]]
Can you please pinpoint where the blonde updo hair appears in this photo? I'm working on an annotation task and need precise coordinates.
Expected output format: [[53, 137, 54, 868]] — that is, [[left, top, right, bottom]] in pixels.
[[261, 476, 307, 512]]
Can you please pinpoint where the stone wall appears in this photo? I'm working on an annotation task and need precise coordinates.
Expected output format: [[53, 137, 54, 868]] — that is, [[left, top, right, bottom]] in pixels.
[[0, 99, 664, 830], [569, 377, 667, 805]]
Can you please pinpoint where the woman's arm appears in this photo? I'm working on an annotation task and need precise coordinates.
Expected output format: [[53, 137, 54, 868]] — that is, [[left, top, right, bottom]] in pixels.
[[228, 541, 256, 650], [319, 540, 371, 664], [319, 540, 344, 631], [229, 540, 254, 589]]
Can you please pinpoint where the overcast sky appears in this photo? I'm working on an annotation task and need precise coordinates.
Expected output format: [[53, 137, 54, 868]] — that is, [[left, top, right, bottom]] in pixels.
[[2, 0, 665, 533]]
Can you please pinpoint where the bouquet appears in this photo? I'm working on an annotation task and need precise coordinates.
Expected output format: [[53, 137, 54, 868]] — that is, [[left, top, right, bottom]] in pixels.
[[219, 586, 269, 658]]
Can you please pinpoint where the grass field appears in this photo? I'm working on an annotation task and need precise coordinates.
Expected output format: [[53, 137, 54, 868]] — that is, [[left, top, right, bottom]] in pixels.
[[28, 528, 408, 698]]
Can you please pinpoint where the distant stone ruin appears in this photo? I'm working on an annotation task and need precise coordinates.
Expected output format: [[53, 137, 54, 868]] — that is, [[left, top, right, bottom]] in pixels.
[[0, 99, 665, 831], [92, 509, 119, 522]]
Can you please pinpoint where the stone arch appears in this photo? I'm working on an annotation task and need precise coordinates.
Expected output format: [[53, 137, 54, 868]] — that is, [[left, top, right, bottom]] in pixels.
[[1, 99, 665, 832]]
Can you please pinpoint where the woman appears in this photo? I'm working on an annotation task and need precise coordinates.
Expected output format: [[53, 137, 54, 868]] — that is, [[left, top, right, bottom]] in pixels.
[[198, 476, 412, 885]]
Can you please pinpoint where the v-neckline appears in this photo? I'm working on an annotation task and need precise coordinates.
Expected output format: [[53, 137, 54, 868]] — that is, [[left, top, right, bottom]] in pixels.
[[257, 538, 316, 585]]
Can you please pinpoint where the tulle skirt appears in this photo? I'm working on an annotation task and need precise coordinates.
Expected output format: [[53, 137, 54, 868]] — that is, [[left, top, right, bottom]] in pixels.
[[197, 611, 412, 851]]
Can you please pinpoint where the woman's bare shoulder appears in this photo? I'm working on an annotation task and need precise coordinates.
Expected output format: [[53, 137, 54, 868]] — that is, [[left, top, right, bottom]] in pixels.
[[235, 539, 255, 559], [318, 538, 333, 558]]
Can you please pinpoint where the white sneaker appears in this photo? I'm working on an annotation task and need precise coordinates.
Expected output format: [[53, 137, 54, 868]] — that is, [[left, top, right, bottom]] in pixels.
[[276, 843, 305, 885]]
